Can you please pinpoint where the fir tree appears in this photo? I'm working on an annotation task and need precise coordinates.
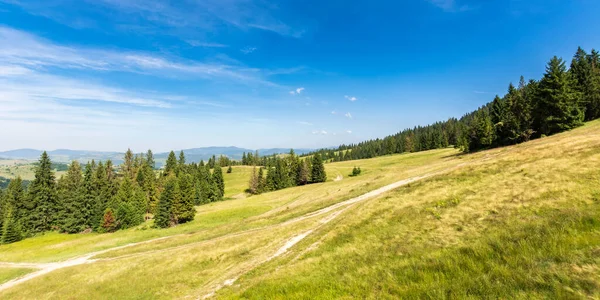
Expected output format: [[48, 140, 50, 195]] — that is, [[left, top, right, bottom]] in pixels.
[[28, 151, 58, 233], [2, 208, 22, 244], [101, 208, 117, 233], [155, 176, 179, 228], [296, 160, 309, 186], [535, 56, 584, 135], [122, 148, 135, 179], [175, 174, 195, 223], [58, 161, 85, 233], [257, 167, 265, 193], [146, 150, 155, 170], [310, 154, 327, 183], [164, 151, 178, 176], [213, 165, 225, 198], [248, 167, 259, 195]]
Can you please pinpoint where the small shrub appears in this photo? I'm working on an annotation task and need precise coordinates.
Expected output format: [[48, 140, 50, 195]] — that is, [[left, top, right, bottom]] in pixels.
[[227, 166, 233, 173], [349, 166, 362, 177]]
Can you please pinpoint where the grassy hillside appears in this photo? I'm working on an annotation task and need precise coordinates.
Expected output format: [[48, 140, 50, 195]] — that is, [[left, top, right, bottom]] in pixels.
[[0, 120, 599, 298]]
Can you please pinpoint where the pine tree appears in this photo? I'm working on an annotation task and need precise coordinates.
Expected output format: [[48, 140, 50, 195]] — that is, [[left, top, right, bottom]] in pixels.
[[248, 167, 259, 194], [175, 174, 195, 223], [28, 151, 58, 233], [465, 108, 494, 152], [213, 165, 225, 198], [164, 151, 178, 176], [155, 176, 178, 228], [310, 154, 327, 183], [110, 176, 145, 229], [257, 167, 265, 193], [81, 163, 96, 229], [296, 160, 309, 186], [122, 148, 134, 179], [585, 49, 600, 120], [101, 208, 117, 233], [58, 161, 85, 233], [4, 177, 25, 229], [2, 208, 22, 244], [178, 151, 186, 171], [146, 150, 155, 170], [535, 56, 584, 135]]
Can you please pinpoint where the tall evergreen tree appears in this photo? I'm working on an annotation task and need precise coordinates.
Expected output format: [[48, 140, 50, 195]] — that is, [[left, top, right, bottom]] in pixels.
[[164, 151, 178, 176], [535, 56, 584, 135], [296, 160, 310, 186], [155, 176, 179, 228], [175, 174, 195, 223], [122, 148, 135, 179], [28, 151, 58, 233], [310, 154, 327, 183], [57, 161, 85, 233], [146, 150, 155, 170], [1, 208, 22, 244], [213, 165, 225, 198]]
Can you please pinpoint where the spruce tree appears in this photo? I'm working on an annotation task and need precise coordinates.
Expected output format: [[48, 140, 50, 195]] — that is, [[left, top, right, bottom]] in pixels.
[[28, 151, 58, 233], [310, 154, 327, 183], [257, 167, 265, 193], [58, 161, 85, 233], [178, 151, 186, 170], [296, 160, 309, 185], [101, 208, 117, 233], [175, 174, 195, 223], [248, 167, 259, 194], [146, 150, 155, 170], [213, 165, 225, 198], [110, 176, 144, 229], [4, 177, 25, 228], [155, 176, 178, 228], [535, 56, 584, 135], [585, 49, 600, 120], [164, 151, 178, 176], [2, 208, 22, 244], [81, 163, 96, 229], [122, 149, 134, 179]]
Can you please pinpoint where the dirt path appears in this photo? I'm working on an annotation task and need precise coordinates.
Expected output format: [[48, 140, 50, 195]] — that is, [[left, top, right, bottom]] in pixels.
[[0, 164, 464, 295], [199, 169, 455, 299]]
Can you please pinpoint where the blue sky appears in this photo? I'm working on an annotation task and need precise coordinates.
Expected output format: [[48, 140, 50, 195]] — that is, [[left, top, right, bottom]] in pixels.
[[0, 0, 599, 152]]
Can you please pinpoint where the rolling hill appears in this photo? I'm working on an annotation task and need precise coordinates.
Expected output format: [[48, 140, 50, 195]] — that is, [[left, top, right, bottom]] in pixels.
[[0, 147, 315, 166], [0, 120, 598, 298]]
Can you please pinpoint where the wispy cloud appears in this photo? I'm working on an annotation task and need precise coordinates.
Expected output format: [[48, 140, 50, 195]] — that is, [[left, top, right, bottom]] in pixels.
[[297, 121, 313, 126], [5, 0, 306, 39], [473, 90, 491, 94], [0, 26, 274, 85], [331, 110, 337, 115], [344, 95, 358, 102], [0, 66, 173, 108], [427, 0, 474, 12], [312, 130, 328, 135], [345, 112, 353, 119], [186, 40, 228, 48], [346, 130, 352, 134], [240, 46, 257, 54], [289, 87, 305, 95]]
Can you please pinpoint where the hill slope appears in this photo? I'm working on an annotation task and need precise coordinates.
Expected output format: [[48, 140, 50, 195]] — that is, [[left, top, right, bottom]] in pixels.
[[0, 121, 599, 298]]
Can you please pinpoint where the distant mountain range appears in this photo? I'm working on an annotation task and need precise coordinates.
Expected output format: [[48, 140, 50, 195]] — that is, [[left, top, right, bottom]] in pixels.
[[0, 147, 315, 167]]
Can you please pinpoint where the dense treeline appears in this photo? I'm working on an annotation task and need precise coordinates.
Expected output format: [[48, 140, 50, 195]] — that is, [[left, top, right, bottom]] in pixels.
[[304, 47, 600, 160], [247, 150, 326, 195], [0, 149, 226, 244]]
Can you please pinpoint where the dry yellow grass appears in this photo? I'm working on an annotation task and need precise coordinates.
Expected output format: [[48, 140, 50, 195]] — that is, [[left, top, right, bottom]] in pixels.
[[0, 120, 599, 298]]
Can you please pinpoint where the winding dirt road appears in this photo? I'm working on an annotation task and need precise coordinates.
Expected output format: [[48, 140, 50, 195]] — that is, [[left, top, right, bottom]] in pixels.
[[0, 165, 462, 295]]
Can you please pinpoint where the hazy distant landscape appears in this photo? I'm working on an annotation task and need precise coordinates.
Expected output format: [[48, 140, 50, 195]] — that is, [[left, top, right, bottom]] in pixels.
[[1, 0, 600, 299]]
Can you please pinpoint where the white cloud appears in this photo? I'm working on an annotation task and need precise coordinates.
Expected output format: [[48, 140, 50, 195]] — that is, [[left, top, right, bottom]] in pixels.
[[312, 130, 328, 135], [331, 110, 337, 115], [0, 26, 273, 85], [427, 0, 473, 12], [289, 87, 305, 95], [344, 95, 358, 102], [186, 40, 228, 48], [297, 121, 313, 126], [240, 46, 257, 54], [345, 112, 353, 119], [346, 130, 352, 134]]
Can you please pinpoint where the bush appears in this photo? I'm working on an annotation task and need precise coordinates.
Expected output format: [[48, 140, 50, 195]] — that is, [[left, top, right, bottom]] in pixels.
[[350, 166, 362, 177], [227, 166, 233, 173]]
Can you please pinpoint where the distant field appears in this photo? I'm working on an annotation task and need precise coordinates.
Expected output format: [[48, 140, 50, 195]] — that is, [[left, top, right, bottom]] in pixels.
[[0, 120, 599, 298]]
